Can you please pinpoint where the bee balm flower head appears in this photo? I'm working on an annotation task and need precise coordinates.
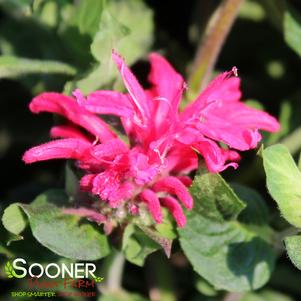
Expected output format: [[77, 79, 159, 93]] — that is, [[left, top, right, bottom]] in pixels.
[[23, 50, 279, 229]]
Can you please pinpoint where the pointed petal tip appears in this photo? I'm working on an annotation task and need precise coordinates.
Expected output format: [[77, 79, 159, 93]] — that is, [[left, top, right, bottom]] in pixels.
[[72, 88, 85, 105], [232, 66, 238, 77], [111, 49, 124, 68]]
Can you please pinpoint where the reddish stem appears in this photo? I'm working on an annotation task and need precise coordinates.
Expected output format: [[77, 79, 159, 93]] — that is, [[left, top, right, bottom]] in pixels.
[[188, 0, 244, 94]]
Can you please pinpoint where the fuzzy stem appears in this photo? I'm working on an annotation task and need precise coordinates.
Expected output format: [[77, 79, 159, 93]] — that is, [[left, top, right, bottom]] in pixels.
[[98, 250, 125, 293], [188, 0, 244, 95]]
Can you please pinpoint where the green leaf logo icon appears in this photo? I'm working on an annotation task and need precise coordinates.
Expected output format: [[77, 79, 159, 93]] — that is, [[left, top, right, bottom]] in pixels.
[[5, 261, 24, 279], [5, 261, 14, 278], [93, 276, 104, 283]]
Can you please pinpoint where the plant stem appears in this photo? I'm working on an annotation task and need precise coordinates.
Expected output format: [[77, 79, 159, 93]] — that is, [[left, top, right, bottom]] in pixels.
[[188, 0, 244, 95], [273, 227, 300, 256], [107, 251, 125, 291], [99, 250, 125, 293], [281, 127, 301, 155]]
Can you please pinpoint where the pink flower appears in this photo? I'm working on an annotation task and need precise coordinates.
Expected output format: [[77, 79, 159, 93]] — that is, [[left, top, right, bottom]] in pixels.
[[23, 50, 279, 228]]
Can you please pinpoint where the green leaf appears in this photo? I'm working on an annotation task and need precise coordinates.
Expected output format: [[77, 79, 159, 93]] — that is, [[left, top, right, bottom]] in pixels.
[[231, 184, 274, 242], [263, 144, 301, 227], [240, 290, 293, 301], [122, 224, 159, 266], [107, 0, 153, 61], [189, 168, 246, 222], [71, 0, 153, 93], [2, 203, 26, 236], [0, 56, 76, 78], [195, 277, 218, 297], [178, 171, 275, 292], [232, 184, 269, 225], [138, 225, 173, 258], [284, 3, 301, 58], [0, 0, 33, 15], [9, 190, 110, 260], [75, 10, 128, 93], [74, 0, 105, 37], [285, 235, 301, 270]]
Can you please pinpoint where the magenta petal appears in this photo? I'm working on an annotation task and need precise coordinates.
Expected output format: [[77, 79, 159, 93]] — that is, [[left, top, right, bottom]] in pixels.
[[149, 53, 185, 109], [195, 120, 262, 151], [166, 144, 198, 174], [30, 92, 115, 142], [223, 103, 280, 132], [176, 175, 193, 187], [221, 149, 241, 162], [50, 125, 90, 142], [199, 69, 241, 103], [148, 53, 185, 129], [92, 171, 133, 208], [160, 196, 186, 227], [153, 176, 193, 209], [181, 68, 241, 120], [181, 68, 280, 151], [129, 151, 159, 185], [23, 138, 91, 163], [112, 50, 150, 122], [139, 189, 162, 223], [76, 89, 134, 118], [80, 174, 96, 191], [92, 138, 128, 159], [193, 138, 238, 172]]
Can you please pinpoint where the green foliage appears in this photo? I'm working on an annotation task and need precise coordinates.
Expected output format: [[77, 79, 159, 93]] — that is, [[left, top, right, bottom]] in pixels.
[[2, 190, 110, 260], [2, 203, 26, 236], [74, 0, 105, 37], [195, 277, 218, 297], [240, 290, 293, 301], [138, 225, 173, 258], [284, 2, 301, 58], [188, 167, 246, 222], [0, 56, 76, 78], [179, 170, 276, 292], [263, 145, 301, 271], [72, 0, 153, 94], [285, 235, 301, 270], [122, 224, 160, 266], [263, 144, 301, 227]]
